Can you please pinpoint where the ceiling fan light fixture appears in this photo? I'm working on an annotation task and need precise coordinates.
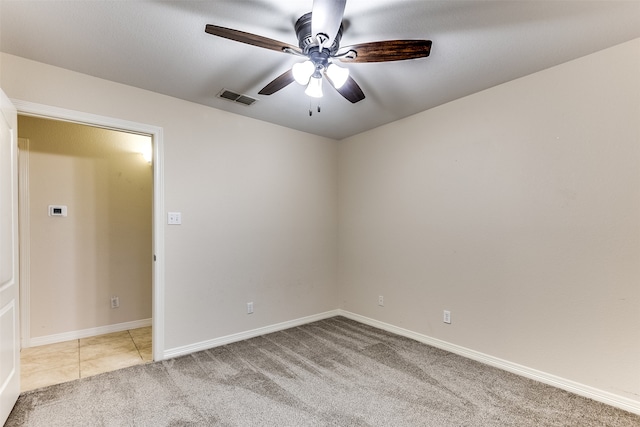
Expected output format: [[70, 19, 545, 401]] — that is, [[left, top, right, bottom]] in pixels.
[[292, 60, 315, 85], [305, 75, 323, 98], [326, 63, 349, 89], [206, 0, 430, 106]]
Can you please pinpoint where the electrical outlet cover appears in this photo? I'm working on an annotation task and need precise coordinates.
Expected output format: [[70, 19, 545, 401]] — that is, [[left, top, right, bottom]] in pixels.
[[167, 212, 182, 225]]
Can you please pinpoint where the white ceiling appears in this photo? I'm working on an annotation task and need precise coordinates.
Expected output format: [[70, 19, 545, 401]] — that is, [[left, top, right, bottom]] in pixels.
[[1, 0, 639, 140]]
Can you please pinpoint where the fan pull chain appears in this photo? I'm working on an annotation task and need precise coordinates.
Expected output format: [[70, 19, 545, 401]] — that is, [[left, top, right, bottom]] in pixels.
[[309, 101, 322, 117]]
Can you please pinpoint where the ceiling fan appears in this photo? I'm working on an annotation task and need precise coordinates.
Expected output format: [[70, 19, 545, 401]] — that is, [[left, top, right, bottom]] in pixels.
[[205, 0, 432, 104]]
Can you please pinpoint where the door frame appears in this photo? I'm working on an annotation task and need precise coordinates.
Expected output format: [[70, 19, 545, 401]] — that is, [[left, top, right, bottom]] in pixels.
[[12, 99, 165, 361]]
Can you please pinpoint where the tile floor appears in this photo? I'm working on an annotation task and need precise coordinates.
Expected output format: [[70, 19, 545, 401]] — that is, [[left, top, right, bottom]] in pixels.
[[20, 327, 152, 392]]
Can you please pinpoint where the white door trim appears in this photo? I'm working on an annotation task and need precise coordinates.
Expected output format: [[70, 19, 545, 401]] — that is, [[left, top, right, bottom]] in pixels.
[[17, 138, 30, 348], [12, 99, 165, 361]]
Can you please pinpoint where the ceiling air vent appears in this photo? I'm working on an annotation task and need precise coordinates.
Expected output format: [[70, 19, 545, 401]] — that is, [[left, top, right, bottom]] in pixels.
[[217, 89, 258, 106]]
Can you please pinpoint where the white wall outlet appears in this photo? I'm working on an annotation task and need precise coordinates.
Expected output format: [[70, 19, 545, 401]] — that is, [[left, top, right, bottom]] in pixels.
[[247, 302, 254, 314], [378, 295, 384, 306], [167, 212, 182, 225], [111, 296, 120, 309], [443, 310, 451, 324]]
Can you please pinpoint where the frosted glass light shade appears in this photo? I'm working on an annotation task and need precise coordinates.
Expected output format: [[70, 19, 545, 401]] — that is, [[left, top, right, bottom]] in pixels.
[[326, 63, 349, 89], [292, 60, 315, 85], [305, 76, 323, 98]]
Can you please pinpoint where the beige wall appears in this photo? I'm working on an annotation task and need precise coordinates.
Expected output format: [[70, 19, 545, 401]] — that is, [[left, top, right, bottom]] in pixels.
[[338, 38, 640, 401], [0, 52, 339, 350], [18, 116, 153, 337]]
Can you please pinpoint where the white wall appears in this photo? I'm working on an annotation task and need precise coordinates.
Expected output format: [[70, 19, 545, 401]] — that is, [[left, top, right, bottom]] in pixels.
[[0, 52, 339, 351], [338, 39, 640, 402], [18, 116, 152, 338]]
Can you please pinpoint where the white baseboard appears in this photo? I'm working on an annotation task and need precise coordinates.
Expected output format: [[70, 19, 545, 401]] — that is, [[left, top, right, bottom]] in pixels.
[[337, 310, 640, 416], [24, 318, 152, 348], [163, 310, 341, 360]]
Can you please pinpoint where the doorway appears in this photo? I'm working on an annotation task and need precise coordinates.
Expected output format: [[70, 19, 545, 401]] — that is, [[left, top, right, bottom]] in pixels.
[[13, 100, 165, 391]]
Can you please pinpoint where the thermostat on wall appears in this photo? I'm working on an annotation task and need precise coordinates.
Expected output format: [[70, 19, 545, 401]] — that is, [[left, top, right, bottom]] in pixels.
[[48, 205, 68, 217]]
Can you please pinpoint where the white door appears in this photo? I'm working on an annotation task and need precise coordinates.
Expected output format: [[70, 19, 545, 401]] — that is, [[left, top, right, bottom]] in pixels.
[[0, 89, 20, 424]]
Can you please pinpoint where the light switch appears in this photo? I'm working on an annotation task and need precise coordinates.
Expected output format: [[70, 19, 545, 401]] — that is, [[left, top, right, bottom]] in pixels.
[[167, 212, 182, 225]]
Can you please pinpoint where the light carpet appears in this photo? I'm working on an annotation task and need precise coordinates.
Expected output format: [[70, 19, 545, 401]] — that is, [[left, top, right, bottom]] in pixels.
[[6, 316, 639, 426]]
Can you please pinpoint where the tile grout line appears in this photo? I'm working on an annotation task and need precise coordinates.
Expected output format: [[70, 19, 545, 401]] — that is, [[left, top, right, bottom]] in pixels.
[[128, 329, 144, 361], [77, 338, 81, 379]]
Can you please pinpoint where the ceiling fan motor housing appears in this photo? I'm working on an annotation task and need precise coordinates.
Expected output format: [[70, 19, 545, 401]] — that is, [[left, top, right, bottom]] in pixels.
[[295, 12, 343, 55]]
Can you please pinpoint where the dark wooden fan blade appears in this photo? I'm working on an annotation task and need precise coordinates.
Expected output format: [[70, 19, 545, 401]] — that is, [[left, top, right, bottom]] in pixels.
[[205, 24, 302, 55], [328, 75, 365, 103], [258, 69, 295, 95], [337, 40, 432, 63]]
